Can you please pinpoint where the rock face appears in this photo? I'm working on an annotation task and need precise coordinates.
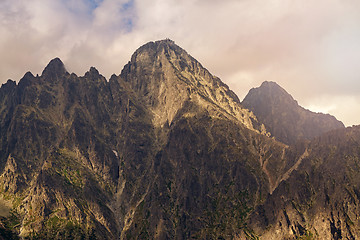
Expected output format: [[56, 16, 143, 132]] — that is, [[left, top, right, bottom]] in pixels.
[[0, 39, 359, 239], [250, 126, 360, 239], [242, 81, 345, 145], [121, 39, 264, 132]]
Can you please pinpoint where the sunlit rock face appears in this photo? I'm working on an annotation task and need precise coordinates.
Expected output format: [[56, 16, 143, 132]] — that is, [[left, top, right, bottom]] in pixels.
[[242, 81, 345, 145], [121, 39, 265, 133], [0, 40, 359, 239]]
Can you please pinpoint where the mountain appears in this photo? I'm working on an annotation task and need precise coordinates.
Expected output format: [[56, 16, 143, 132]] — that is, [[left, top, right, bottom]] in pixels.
[[0, 60, 126, 239], [242, 81, 345, 145], [0, 39, 359, 239], [120, 39, 265, 132], [0, 40, 279, 239], [250, 125, 360, 239]]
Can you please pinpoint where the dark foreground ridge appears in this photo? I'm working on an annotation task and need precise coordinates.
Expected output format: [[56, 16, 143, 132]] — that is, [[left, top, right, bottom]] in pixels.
[[0, 39, 358, 239]]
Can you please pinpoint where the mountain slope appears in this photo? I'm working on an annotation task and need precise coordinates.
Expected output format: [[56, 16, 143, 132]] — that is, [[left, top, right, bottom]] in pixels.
[[250, 125, 360, 239], [242, 81, 345, 145]]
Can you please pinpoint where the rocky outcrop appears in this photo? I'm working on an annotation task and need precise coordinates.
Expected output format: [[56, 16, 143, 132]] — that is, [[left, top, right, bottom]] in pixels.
[[242, 81, 345, 145], [0, 155, 26, 194]]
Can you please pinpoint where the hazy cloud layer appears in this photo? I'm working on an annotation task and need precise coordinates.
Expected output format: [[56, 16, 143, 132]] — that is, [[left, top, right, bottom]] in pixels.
[[0, 0, 359, 126]]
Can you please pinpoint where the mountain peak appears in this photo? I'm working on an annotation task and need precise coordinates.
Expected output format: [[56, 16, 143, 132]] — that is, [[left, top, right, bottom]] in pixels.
[[84, 66, 100, 77], [256, 81, 295, 102], [139, 38, 176, 49], [0, 79, 16, 95], [153, 38, 176, 45], [260, 80, 281, 88], [41, 57, 67, 80], [84, 66, 106, 83], [120, 40, 263, 133], [242, 81, 344, 144], [129, 39, 184, 63]]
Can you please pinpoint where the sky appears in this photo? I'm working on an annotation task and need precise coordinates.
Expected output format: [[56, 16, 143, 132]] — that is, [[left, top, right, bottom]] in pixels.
[[0, 0, 359, 126]]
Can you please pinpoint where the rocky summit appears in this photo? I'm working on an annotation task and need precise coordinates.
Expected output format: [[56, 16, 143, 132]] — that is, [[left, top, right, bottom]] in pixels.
[[0, 39, 358, 239], [242, 81, 345, 145]]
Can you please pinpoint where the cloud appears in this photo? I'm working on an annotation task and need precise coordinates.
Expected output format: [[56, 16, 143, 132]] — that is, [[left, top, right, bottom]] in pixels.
[[303, 95, 360, 127], [0, 0, 359, 125]]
